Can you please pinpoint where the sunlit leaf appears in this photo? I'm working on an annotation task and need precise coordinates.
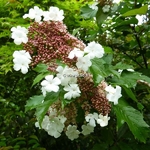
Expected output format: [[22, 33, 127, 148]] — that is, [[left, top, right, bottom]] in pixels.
[[122, 5, 148, 16]]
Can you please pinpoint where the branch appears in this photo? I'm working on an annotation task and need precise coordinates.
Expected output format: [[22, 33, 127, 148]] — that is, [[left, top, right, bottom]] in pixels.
[[133, 27, 148, 68]]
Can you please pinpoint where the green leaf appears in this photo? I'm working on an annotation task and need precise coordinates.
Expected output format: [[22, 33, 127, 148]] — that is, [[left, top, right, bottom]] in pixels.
[[113, 62, 133, 70], [89, 58, 120, 84], [33, 63, 48, 73], [122, 5, 148, 17], [35, 92, 60, 125], [103, 46, 113, 53], [103, 54, 113, 65], [109, 71, 142, 88], [81, 5, 98, 19], [140, 75, 150, 84], [122, 86, 138, 102], [25, 95, 44, 112], [114, 99, 149, 143], [32, 72, 50, 87], [117, 17, 138, 26]]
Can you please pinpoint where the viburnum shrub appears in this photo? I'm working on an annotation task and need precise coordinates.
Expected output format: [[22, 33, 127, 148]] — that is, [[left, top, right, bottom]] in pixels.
[[10, 5, 149, 141]]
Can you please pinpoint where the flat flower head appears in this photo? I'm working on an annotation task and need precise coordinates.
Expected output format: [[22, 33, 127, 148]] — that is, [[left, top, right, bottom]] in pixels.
[[84, 41, 104, 59], [66, 125, 80, 140], [76, 55, 92, 72], [41, 75, 61, 93], [97, 114, 110, 127]]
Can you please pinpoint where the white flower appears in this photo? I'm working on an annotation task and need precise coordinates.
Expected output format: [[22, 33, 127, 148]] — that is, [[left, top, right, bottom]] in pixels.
[[102, 5, 110, 13], [56, 66, 78, 86], [136, 15, 147, 25], [97, 114, 110, 127], [113, 0, 121, 4], [105, 85, 122, 105], [11, 26, 28, 45], [85, 112, 98, 127], [89, 2, 99, 10], [36, 115, 67, 138], [76, 55, 92, 72], [47, 117, 66, 138], [41, 75, 61, 93], [118, 69, 123, 74], [13, 50, 31, 74], [35, 115, 50, 130], [81, 123, 94, 135], [68, 48, 84, 59], [23, 6, 43, 22], [41, 115, 51, 130], [127, 69, 134, 72], [66, 125, 80, 140], [41, 87, 47, 97], [64, 84, 81, 100], [84, 41, 104, 59], [43, 6, 64, 21]]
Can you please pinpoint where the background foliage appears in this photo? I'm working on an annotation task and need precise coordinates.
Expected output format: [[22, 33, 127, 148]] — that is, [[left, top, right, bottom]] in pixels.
[[0, 0, 150, 149]]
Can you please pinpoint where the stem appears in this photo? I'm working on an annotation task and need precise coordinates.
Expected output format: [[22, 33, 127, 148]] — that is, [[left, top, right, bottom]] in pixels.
[[110, 46, 144, 68], [134, 0, 137, 8], [122, 51, 144, 68], [132, 27, 148, 68]]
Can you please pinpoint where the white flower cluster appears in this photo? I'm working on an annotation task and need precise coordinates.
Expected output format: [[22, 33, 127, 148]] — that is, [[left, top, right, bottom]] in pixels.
[[41, 41, 105, 100], [11, 6, 65, 74], [13, 50, 31, 74], [68, 41, 104, 72], [36, 111, 106, 140], [85, 112, 110, 127], [36, 112, 110, 141], [41, 66, 81, 100], [23, 6, 64, 22], [11, 5, 123, 141], [35, 108, 67, 138]]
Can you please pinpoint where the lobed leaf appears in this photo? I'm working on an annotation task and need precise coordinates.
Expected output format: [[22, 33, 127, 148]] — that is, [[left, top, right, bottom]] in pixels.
[[114, 99, 149, 143]]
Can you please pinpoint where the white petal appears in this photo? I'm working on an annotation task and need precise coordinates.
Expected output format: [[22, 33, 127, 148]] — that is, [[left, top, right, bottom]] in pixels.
[[52, 77, 61, 85], [21, 66, 28, 74], [14, 38, 22, 45], [64, 92, 72, 100], [45, 75, 53, 81], [13, 63, 22, 71], [41, 80, 49, 86]]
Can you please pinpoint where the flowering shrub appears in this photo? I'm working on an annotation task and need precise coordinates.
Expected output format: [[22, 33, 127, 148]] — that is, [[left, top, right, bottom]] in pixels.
[[10, 4, 150, 142]]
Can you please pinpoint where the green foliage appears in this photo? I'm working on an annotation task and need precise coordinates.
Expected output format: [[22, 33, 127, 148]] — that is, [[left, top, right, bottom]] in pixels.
[[80, 5, 98, 19], [122, 5, 148, 16], [114, 99, 149, 143], [26, 92, 60, 126]]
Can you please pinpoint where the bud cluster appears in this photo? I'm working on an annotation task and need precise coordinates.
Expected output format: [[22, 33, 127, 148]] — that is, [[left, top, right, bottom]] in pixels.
[[23, 21, 85, 66]]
